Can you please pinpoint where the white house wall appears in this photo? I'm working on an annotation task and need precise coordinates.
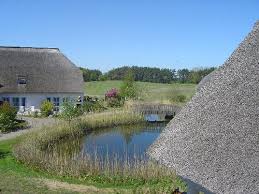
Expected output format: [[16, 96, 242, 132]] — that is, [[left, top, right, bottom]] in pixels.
[[0, 93, 83, 114]]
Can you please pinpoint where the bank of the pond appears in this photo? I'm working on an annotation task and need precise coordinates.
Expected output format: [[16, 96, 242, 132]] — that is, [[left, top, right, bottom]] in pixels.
[[11, 110, 187, 193], [1, 138, 186, 193]]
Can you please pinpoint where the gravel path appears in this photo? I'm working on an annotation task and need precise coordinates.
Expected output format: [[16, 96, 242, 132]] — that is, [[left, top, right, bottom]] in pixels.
[[0, 117, 59, 141]]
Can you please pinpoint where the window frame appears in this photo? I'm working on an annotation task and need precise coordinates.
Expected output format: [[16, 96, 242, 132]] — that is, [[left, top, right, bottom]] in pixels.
[[2, 97, 10, 103], [21, 97, 26, 107], [53, 97, 60, 111], [12, 97, 20, 109], [17, 75, 27, 85]]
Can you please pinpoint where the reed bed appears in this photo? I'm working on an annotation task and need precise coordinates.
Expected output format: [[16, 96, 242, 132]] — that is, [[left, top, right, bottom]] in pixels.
[[13, 110, 187, 192]]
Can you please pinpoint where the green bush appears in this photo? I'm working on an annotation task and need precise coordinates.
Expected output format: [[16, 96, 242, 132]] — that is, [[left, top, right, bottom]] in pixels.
[[169, 90, 187, 103], [82, 100, 106, 113], [40, 100, 54, 117], [106, 97, 122, 107], [59, 101, 82, 124], [120, 70, 138, 100], [175, 94, 186, 103], [0, 102, 18, 133], [33, 111, 39, 118]]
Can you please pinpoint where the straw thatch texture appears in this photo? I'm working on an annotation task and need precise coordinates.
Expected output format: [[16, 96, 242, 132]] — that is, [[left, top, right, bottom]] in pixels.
[[149, 21, 259, 194], [0, 47, 83, 94]]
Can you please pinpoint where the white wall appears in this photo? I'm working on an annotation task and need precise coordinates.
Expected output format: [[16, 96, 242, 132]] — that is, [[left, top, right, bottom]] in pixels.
[[0, 93, 83, 114]]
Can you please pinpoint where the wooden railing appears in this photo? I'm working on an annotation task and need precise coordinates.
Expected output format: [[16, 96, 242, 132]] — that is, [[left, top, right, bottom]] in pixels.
[[125, 101, 182, 116]]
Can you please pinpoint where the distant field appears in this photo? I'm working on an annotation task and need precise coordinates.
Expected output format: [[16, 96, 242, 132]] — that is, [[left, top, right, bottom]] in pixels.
[[84, 80, 197, 103]]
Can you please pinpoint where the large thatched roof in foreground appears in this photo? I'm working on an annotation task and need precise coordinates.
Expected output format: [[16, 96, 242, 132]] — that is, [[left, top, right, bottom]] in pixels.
[[149, 21, 259, 194], [0, 47, 83, 94]]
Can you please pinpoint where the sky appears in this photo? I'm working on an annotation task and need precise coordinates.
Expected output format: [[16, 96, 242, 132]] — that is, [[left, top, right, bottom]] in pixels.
[[0, 0, 258, 72]]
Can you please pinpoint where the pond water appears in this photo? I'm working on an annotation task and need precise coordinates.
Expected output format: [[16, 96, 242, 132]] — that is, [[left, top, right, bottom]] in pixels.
[[81, 123, 167, 162], [56, 122, 167, 164]]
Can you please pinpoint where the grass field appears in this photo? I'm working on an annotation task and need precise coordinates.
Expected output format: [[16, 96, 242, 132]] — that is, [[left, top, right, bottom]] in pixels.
[[85, 80, 197, 103]]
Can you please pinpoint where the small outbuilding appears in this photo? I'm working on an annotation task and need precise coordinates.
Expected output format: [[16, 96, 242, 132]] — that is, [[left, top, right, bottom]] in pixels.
[[149, 21, 259, 194], [0, 46, 84, 114]]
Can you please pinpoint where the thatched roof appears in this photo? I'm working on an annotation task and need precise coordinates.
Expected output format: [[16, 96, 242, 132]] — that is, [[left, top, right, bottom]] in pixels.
[[149, 21, 259, 194], [0, 46, 83, 94]]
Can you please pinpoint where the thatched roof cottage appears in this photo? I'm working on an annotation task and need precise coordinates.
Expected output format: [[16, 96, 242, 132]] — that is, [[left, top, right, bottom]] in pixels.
[[149, 21, 259, 194], [0, 46, 84, 113]]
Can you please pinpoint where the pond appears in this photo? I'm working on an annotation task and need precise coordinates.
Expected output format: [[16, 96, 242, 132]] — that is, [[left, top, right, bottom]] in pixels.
[[56, 122, 167, 164]]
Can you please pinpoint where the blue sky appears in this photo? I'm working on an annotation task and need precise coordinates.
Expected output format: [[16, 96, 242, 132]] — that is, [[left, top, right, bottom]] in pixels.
[[0, 0, 258, 72]]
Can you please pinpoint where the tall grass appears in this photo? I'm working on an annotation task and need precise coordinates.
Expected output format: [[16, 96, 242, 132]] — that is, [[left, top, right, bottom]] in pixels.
[[13, 110, 187, 192]]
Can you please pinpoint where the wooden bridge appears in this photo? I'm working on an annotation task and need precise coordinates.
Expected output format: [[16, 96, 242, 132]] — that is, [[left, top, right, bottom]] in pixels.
[[125, 102, 182, 116]]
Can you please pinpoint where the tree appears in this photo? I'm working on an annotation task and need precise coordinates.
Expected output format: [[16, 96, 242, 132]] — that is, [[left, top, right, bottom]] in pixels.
[[80, 67, 102, 82], [177, 69, 191, 83], [106, 66, 176, 83], [120, 70, 137, 100], [0, 102, 18, 132], [190, 67, 217, 84]]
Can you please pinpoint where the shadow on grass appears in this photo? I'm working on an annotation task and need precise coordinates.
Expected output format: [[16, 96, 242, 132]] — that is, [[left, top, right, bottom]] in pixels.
[[0, 150, 10, 159]]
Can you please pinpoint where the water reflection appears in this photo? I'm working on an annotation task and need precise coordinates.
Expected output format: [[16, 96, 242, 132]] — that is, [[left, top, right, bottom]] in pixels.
[[81, 123, 166, 162], [53, 123, 167, 164]]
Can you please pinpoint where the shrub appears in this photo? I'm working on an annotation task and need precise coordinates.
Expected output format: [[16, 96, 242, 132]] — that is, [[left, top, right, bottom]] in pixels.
[[0, 102, 18, 133], [120, 70, 138, 100], [33, 110, 39, 118], [40, 100, 54, 117], [169, 90, 187, 103], [82, 100, 106, 113], [105, 88, 122, 107], [59, 101, 82, 125], [175, 94, 186, 103]]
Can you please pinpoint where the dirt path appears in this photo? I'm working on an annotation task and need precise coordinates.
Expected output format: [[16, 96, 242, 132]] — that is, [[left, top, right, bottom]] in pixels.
[[0, 117, 59, 141], [36, 178, 130, 194]]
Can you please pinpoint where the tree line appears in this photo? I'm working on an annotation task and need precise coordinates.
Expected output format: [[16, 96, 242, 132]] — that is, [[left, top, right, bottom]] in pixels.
[[80, 66, 217, 84]]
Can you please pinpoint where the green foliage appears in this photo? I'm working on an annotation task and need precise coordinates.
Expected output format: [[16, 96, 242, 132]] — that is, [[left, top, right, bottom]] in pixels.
[[177, 69, 191, 83], [0, 102, 18, 132], [80, 67, 102, 82], [82, 97, 106, 112], [169, 90, 187, 103], [175, 94, 186, 103], [107, 66, 176, 83], [120, 70, 138, 100], [40, 100, 54, 117], [59, 101, 82, 124], [105, 65, 216, 84], [99, 74, 108, 81], [33, 111, 39, 118], [106, 97, 122, 107], [190, 67, 217, 84]]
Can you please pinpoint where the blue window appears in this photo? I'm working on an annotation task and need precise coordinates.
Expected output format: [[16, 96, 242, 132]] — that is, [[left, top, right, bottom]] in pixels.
[[17, 76, 27, 84], [2, 97, 10, 103], [21, 97, 26, 107], [12, 97, 19, 109], [53, 97, 60, 111]]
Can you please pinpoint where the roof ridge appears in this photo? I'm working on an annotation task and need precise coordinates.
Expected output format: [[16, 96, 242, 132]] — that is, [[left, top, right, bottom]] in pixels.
[[0, 46, 60, 51]]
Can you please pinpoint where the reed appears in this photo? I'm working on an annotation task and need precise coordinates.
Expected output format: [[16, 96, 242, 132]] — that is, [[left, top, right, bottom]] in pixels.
[[13, 110, 187, 192]]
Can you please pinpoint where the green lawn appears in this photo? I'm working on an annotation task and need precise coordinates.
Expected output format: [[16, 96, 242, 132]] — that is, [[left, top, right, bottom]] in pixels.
[[0, 139, 131, 193], [85, 80, 197, 103], [0, 138, 77, 193]]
